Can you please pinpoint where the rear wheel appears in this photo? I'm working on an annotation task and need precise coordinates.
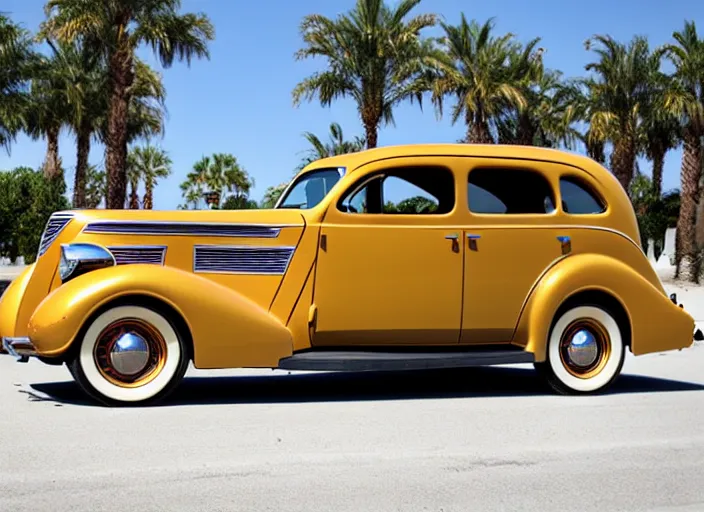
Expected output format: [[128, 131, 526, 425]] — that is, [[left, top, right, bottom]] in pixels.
[[68, 305, 189, 406], [536, 305, 625, 394]]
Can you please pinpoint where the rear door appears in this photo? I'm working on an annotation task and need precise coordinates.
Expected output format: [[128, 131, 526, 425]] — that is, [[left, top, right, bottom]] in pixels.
[[460, 159, 566, 344]]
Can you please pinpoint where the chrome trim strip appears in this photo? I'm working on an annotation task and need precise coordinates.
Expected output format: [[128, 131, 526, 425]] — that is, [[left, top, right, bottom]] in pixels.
[[108, 245, 167, 265], [193, 244, 296, 275], [83, 221, 300, 238], [38, 212, 74, 257], [2, 337, 36, 363]]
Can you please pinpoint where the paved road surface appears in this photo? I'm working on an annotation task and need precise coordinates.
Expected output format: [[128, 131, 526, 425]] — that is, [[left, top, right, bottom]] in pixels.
[[1, 345, 704, 512]]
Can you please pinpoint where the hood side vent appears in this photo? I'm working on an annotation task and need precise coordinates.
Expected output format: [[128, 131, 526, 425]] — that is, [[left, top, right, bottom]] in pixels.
[[38, 212, 74, 257], [194, 245, 294, 275], [108, 246, 166, 266]]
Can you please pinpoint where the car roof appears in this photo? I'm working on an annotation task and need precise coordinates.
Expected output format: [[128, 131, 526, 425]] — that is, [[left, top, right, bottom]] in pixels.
[[303, 143, 611, 183]]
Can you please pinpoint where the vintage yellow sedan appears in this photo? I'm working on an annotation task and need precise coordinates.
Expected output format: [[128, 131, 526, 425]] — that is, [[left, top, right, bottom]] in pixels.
[[0, 144, 698, 405]]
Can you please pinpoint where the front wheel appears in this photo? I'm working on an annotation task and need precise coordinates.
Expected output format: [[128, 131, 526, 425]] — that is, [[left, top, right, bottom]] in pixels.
[[68, 305, 189, 406], [536, 305, 625, 395]]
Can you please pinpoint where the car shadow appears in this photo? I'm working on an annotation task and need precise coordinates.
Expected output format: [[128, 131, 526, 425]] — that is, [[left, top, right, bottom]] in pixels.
[[27, 366, 704, 408]]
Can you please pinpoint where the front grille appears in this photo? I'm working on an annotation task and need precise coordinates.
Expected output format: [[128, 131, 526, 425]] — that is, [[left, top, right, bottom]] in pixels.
[[193, 245, 294, 274], [38, 212, 74, 257], [108, 246, 166, 265]]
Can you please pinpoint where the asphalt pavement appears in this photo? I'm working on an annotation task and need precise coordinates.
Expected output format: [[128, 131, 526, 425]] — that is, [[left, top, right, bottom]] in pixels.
[[1, 344, 704, 512]]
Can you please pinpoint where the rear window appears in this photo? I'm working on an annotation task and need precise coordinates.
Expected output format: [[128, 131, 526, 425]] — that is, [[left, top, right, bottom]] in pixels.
[[559, 177, 605, 214], [468, 168, 555, 214]]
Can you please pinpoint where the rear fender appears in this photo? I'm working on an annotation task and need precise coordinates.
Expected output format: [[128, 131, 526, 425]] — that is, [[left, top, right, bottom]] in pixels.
[[27, 264, 293, 368], [515, 253, 695, 361]]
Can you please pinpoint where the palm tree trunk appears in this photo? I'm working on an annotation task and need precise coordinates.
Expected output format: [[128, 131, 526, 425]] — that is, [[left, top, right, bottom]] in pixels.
[[363, 117, 378, 149], [651, 146, 665, 198], [467, 109, 493, 144], [128, 181, 140, 209], [609, 139, 636, 192], [587, 139, 605, 165], [676, 130, 701, 282], [143, 185, 153, 210], [43, 126, 60, 180], [517, 115, 535, 146], [73, 121, 91, 208], [105, 44, 134, 209]]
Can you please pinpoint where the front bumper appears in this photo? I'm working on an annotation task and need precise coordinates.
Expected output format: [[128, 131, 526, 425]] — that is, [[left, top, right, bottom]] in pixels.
[[2, 337, 36, 363]]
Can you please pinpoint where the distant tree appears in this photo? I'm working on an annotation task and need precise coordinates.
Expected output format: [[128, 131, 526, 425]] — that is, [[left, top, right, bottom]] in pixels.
[[0, 167, 70, 263], [84, 164, 106, 208], [392, 196, 437, 213], [297, 122, 365, 170], [127, 145, 172, 210], [181, 153, 254, 209], [222, 195, 259, 210], [260, 183, 288, 209]]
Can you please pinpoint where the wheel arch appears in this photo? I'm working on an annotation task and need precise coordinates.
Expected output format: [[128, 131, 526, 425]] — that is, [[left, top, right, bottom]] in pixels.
[[60, 293, 195, 364], [27, 264, 294, 369], [513, 252, 691, 361]]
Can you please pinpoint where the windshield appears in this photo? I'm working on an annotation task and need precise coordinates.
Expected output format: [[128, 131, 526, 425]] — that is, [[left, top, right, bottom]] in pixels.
[[276, 168, 344, 209]]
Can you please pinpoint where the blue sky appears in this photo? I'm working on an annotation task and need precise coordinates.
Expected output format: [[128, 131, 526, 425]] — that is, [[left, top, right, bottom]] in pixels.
[[1, 0, 702, 208]]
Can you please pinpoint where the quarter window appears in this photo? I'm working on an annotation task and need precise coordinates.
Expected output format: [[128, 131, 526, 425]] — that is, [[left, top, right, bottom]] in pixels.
[[559, 177, 605, 214], [468, 168, 555, 214], [340, 166, 455, 215]]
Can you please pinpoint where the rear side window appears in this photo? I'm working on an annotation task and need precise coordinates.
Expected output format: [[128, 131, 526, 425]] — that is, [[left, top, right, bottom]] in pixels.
[[468, 168, 555, 214], [559, 177, 605, 214]]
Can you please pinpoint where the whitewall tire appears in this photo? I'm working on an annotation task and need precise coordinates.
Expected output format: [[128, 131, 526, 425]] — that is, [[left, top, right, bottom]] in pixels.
[[537, 305, 625, 394], [68, 305, 189, 406]]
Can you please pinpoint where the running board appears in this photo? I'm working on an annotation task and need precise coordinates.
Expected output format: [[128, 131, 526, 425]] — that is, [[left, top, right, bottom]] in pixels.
[[277, 349, 535, 372]]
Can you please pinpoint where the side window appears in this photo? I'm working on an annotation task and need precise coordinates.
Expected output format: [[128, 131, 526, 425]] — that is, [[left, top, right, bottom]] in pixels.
[[560, 177, 606, 214], [468, 168, 555, 214], [340, 166, 455, 215]]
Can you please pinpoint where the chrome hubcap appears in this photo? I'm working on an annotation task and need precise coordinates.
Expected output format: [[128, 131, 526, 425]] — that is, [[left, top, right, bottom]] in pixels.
[[109, 332, 150, 376], [566, 329, 599, 368]]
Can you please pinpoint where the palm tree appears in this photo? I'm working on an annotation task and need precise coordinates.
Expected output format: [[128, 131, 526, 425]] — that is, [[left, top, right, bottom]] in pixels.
[[24, 47, 71, 179], [126, 163, 141, 209], [292, 0, 443, 148], [182, 154, 253, 209], [41, 0, 214, 209], [496, 66, 580, 149], [660, 21, 704, 281], [260, 183, 289, 209], [432, 16, 536, 144], [0, 14, 34, 153], [583, 35, 653, 192], [297, 122, 366, 170], [127, 145, 172, 210], [84, 164, 106, 208]]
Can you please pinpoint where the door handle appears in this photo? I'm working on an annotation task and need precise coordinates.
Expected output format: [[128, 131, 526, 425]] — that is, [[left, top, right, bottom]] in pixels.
[[557, 235, 571, 255], [445, 233, 459, 253], [467, 233, 481, 251]]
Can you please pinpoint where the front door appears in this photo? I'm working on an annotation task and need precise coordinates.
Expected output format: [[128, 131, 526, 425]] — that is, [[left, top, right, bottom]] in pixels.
[[460, 162, 565, 344], [312, 159, 464, 346]]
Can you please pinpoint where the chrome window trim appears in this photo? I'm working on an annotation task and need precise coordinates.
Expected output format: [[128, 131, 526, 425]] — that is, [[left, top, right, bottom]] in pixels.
[[107, 245, 168, 265], [82, 221, 298, 238], [192, 244, 296, 275]]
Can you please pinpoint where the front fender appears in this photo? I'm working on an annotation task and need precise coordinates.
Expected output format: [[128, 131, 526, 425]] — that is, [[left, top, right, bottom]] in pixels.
[[27, 264, 293, 368], [515, 253, 695, 361]]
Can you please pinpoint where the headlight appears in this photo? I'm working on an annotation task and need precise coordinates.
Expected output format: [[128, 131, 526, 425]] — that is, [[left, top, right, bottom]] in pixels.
[[59, 243, 115, 283]]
